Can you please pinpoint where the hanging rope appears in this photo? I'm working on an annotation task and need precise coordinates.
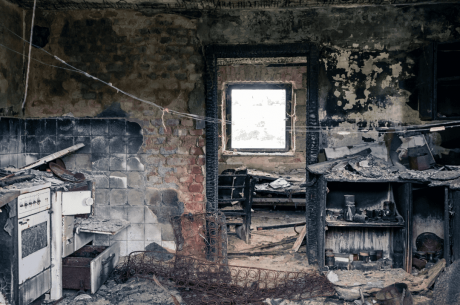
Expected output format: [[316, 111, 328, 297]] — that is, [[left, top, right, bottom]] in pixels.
[[21, 0, 37, 110]]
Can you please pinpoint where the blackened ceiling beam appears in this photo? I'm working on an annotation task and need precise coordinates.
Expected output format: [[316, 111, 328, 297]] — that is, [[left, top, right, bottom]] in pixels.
[[7, 0, 460, 10]]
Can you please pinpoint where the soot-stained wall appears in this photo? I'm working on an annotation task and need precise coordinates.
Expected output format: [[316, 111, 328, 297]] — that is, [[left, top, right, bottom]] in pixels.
[[0, 0, 24, 116], [2, 2, 460, 252]]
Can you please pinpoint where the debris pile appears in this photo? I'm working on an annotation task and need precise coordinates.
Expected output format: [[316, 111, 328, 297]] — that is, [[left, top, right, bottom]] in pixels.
[[116, 212, 335, 305]]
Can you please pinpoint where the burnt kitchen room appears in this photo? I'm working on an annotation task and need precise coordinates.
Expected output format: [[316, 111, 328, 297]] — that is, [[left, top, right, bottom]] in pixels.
[[1, 0, 460, 304]]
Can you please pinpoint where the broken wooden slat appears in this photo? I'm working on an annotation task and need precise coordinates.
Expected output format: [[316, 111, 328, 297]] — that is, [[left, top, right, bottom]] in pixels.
[[406, 258, 445, 292], [326, 220, 404, 228], [19, 143, 85, 171], [292, 225, 307, 252]]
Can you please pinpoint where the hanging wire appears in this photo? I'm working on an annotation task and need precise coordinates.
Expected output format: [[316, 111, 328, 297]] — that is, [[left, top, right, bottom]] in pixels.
[[2, 22, 460, 134], [21, 0, 37, 110]]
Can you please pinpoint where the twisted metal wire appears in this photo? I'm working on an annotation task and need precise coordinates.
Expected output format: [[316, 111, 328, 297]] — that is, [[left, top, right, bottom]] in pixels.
[[116, 213, 335, 304]]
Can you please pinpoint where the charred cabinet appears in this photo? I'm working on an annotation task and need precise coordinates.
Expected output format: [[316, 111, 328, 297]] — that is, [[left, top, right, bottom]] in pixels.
[[315, 178, 413, 272]]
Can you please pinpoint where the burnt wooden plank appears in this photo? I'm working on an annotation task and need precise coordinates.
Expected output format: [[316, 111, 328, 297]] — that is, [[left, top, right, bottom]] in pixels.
[[326, 221, 404, 228], [444, 186, 450, 266], [451, 190, 460, 261]]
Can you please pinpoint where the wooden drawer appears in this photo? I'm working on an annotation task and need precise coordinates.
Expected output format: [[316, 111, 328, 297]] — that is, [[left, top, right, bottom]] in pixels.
[[62, 242, 120, 294]]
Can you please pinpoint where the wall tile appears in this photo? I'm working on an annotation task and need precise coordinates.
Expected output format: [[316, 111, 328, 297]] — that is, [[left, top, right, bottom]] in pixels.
[[44, 119, 57, 136], [110, 154, 126, 171], [128, 189, 144, 206], [109, 171, 127, 189], [25, 136, 39, 153], [74, 154, 92, 170], [126, 206, 144, 223], [95, 188, 110, 205], [95, 205, 111, 219], [110, 206, 127, 221], [145, 223, 162, 242], [74, 119, 91, 136], [57, 118, 74, 136], [56, 136, 74, 151], [126, 121, 142, 136], [91, 136, 109, 154], [110, 189, 128, 205], [92, 154, 110, 171], [108, 119, 126, 136], [144, 207, 158, 224], [74, 136, 91, 153], [39, 136, 57, 154], [126, 137, 143, 154], [126, 155, 144, 171], [127, 240, 144, 254], [25, 119, 43, 136], [127, 224, 145, 241], [91, 119, 108, 136], [109, 136, 126, 154]]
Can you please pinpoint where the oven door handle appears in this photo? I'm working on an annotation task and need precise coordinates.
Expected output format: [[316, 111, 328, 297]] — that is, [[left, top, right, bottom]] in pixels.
[[101, 253, 115, 266]]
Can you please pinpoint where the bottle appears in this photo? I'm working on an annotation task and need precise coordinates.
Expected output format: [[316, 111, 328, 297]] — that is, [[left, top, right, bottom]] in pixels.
[[344, 195, 355, 222]]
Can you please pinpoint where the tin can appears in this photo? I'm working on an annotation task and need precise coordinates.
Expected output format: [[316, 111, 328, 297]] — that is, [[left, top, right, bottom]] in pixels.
[[359, 251, 369, 263], [325, 253, 335, 267]]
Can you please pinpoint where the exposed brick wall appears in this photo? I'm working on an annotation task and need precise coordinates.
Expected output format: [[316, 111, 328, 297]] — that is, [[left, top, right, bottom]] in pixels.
[[5, 11, 207, 254]]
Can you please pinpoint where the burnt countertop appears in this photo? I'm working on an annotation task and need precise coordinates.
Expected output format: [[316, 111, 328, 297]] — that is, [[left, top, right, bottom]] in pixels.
[[309, 154, 460, 188]]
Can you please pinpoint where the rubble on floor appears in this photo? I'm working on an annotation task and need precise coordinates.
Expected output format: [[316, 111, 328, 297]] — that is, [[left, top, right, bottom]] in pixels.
[[43, 277, 184, 305], [432, 259, 460, 305]]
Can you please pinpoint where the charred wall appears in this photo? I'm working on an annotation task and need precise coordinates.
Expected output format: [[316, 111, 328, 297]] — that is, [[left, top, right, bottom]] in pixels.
[[0, 0, 24, 116], [0, 2, 459, 252]]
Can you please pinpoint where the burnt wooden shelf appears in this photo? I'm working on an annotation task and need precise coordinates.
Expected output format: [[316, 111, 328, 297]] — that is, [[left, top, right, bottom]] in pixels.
[[325, 177, 401, 183], [218, 198, 246, 202], [326, 220, 404, 228]]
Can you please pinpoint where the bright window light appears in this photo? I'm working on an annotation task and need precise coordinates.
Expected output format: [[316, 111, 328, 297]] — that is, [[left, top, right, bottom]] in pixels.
[[231, 89, 287, 149]]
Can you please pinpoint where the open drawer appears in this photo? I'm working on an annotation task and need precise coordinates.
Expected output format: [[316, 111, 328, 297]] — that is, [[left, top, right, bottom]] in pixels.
[[62, 242, 120, 294]]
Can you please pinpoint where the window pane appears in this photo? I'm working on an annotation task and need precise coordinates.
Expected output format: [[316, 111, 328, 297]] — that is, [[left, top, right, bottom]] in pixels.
[[231, 89, 286, 149]]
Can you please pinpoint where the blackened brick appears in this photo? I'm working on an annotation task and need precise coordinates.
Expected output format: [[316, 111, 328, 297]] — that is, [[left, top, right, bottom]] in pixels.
[[160, 37, 171, 44]]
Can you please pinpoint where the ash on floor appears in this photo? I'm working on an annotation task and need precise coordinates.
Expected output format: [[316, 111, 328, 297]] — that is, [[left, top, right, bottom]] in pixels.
[[48, 277, 184, 305]]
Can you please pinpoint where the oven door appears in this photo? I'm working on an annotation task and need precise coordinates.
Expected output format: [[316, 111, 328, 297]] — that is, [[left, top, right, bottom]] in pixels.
[[18, 210, 51, 284]]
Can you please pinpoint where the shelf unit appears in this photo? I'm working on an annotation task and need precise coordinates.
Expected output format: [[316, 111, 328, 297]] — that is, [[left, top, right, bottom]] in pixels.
[[218, 172, 254, 244], [314, 177, 413, 271]]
